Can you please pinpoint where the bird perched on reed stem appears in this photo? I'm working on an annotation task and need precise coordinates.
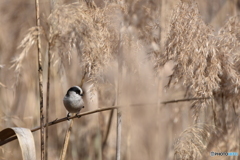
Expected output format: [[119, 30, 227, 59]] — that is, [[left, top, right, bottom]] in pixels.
[[63, 86, 84, 119]]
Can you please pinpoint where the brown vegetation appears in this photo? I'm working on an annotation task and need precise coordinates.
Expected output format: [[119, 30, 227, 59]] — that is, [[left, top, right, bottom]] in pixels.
[[0, 0, 240, 160]]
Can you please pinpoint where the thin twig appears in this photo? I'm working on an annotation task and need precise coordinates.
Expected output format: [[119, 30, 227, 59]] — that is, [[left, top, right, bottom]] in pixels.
[[166, 74, 173, 88], [0, 106, 121, 146], [79, 69, 87, 87], [34, 0, 44, 159], [0, 97, 210, 146], [161, 97, 211, 104]]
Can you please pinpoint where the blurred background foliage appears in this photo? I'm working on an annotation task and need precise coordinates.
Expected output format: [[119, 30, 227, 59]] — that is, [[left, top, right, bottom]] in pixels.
[[0, 0, 240, 160]]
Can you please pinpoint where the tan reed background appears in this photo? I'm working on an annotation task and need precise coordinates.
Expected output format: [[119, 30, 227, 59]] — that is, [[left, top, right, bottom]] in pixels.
[[0, 0, 240, 160]]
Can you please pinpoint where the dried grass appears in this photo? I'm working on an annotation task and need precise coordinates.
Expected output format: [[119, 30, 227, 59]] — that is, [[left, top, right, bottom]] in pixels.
[[174, 124, 216, 160], [162, 2, 240, 98], [1, 0, 240, 160], [11, 26, 43, 84], [48, 2, 119, 81], [162, 1, 240, 159]]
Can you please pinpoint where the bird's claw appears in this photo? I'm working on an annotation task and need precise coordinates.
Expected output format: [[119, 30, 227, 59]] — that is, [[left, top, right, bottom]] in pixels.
[[76, 113, 81, 118], [67, 113, 71, 121]]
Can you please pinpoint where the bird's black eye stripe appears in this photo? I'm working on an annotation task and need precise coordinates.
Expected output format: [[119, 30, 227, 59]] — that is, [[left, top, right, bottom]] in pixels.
[[68, 87, 81, 95]]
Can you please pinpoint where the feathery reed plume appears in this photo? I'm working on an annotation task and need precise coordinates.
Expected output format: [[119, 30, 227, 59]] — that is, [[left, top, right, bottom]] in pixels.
[[214, 19, 240, 97], [11, 27, 43, 78], [174, 124, 216, 160], [48, 2, 118, 83], [162, 2, 220, 98], [161, 1, 240, 105], [160, 1, 240, 157], [217, 16, 240, 97], [117, 0, 162, 74]]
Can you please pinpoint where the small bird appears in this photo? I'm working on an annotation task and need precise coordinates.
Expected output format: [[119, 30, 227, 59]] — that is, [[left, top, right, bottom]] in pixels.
[[63, 86, 84, 119]]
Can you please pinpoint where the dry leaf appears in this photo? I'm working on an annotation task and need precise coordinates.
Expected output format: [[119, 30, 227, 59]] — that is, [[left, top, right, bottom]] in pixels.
[[0, 128, 36, 160]]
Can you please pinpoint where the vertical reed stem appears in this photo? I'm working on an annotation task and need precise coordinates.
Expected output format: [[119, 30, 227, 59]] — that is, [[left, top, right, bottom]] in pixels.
[[35, 0, 44, 159], [116, 109, 122, 160], [45, 43, 51, 160], [116, 31, 123, 160]]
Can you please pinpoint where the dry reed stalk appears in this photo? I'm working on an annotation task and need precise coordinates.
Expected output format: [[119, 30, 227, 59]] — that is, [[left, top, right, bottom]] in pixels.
[[115, 63, 122, 160], [45, 2, 57, 159], [126, 110, 132, 160], [97, 113, 103, 160], [102, 109, 114, 149], [59, 120, 74, 160], [116, 110, 122, 160], [34, 0, 44, 159], [155, 78, 162, 159], [45, 43, 52, 160], [116, 20, 124, 160]]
